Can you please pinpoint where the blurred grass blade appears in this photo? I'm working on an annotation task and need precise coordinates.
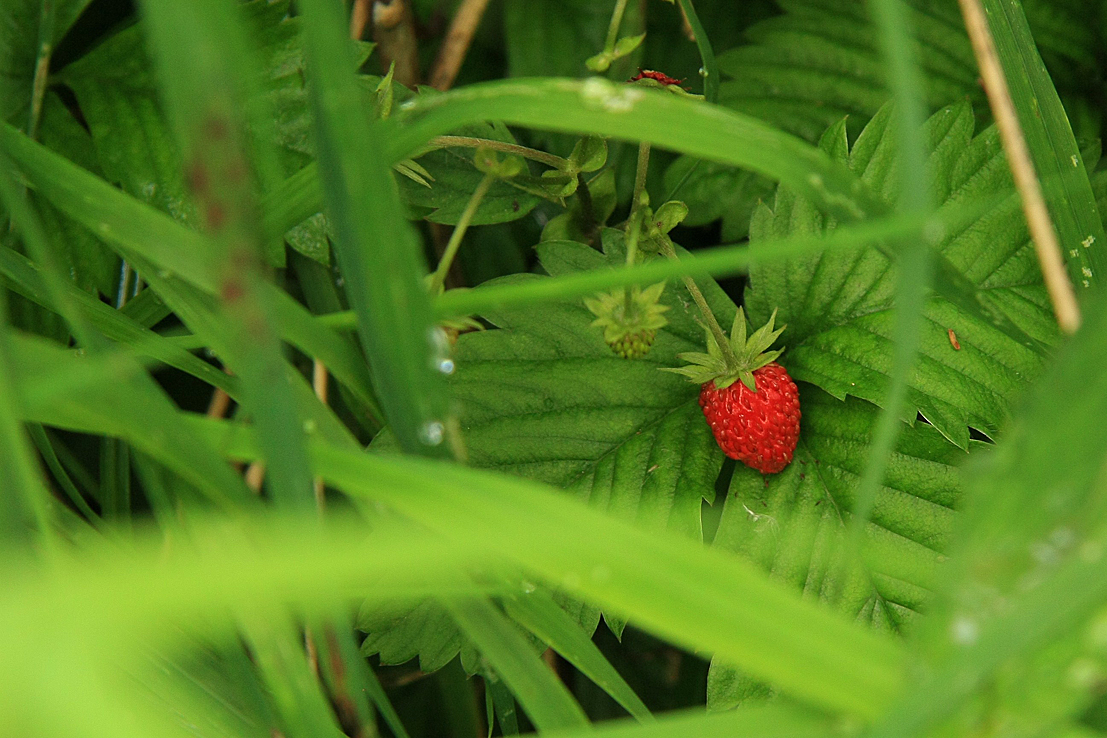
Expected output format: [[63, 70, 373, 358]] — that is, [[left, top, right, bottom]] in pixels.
[[296, 0, 451, 457], [0, 293, 53, 547], [544, 704, 829, 738], [446, 596, 590, 731], [673, 0, 718, 103], [12, 332, 254, 507], [504, 589, 652, 721], [871, 291, 1107, 735], [433, 209, 936, 317], [242, 617, 345, 738], [0, 122, 380, 427], [0, 246, 236, 395], [313, 613, 411, 738], [845, 0, 934, 571], [978, 0, 1106, 297], [137, 0, 311, 506], [180, 418, 907, 719]]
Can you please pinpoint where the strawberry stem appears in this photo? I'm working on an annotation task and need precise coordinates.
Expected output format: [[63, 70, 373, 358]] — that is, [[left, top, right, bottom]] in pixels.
[[430, 172, 495, 294], [657, 237, 740, 369]]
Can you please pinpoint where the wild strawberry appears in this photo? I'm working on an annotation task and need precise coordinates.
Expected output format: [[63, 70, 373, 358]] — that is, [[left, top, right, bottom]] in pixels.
[[584, 282, 669, 359], [666, 308, 800, 473]]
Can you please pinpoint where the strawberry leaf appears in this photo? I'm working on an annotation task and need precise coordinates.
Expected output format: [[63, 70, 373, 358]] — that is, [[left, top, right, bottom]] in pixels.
[[364, 231, 734, 664], [745, 102, 1055, 448], [716, 0, 985, 142], [707, 385, 979, 711]]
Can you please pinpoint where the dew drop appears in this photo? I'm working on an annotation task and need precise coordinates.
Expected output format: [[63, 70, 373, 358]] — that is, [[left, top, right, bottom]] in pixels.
[[419, 420, 444, 446], [950, 616, 979, 646], [438, 358, 455, 374]]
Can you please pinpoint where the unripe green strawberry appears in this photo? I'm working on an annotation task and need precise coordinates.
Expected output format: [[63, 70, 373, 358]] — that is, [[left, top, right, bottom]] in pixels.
[[584, 282, 669, 359], [609, 328, 658, 359], [665, 307, 800, 473]]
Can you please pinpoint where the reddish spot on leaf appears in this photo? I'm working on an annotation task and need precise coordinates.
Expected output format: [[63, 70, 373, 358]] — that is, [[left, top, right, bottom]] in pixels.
[[205, 116, 229, 141], [221, 279, 244, 304], [186, 162, 208, 194], [948, 328, 961, 350], [205, 203, 226, 231]]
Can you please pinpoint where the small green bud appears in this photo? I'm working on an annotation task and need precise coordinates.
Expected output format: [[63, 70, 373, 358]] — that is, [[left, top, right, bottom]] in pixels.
[[567, 136, 608, 174], [612, 32, 646, 58], [473, 146, 525, 179], [652, 200, 689, 234], [540, 169, 578, 198]]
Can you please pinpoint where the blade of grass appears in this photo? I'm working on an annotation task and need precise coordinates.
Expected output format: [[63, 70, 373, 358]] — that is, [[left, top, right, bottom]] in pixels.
[[175, 417, 907, 719], [673, 0, 718, 103], [975, 0, 1105, 304], [0, 246, 236, 395], [11, 332, 254, 508], [137, 0, 313, 507], [314, 613, 412, 738], [0, 291, 53, 548], [296, 0, 452, 458], [958, 0, 1083, 333], [842, 0, 934, 586], [26, 422, 99, 523], [0, 123, 381, 426], [446, 596, 590, 731], [242, 616, 345, 738], [503, 588, 652, 722]]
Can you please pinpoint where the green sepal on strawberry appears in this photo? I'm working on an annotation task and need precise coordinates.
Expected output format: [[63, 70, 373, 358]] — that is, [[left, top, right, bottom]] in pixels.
[[584, 282, 670, 359], [665, 307, 800, 473]]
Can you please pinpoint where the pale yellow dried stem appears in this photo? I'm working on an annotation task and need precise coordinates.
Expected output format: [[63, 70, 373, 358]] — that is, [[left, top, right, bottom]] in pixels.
[[429, 0, 491, 91], [956, 0, 1080, 334]]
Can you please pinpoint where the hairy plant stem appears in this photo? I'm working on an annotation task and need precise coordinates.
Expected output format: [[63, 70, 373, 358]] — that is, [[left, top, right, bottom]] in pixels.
[[428, 135, 568, 169], [622, 203, 644, 315], [430, 172, 495, 294], [575, 173, 599, 246], [658, 238, 739, 368], [602, 0, 632, 53], [631, 141, 651, 218]]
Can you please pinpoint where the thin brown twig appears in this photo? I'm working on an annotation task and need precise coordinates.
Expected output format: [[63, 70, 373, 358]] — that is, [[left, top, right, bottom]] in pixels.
[[429, 0, 491, 91], [350, 0, 373, 40], [245, 461, 266, 493], [206, 388, 232, 418], [956, 0, 1081, 334], [372, 0, 421, 86]]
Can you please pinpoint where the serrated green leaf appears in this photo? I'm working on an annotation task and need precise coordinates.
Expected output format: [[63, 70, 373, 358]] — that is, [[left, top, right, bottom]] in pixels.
[[716, 0, 983, 142], [979, 0, 1107, 299], [364, 232, 732, 663], [707, 386, 973, 710], [746, 102, 1052, 448], [662, 156, 776, 241], [504, 0, 643, 81], [399, 122, 539, 225], [59, 24, 200, 227]]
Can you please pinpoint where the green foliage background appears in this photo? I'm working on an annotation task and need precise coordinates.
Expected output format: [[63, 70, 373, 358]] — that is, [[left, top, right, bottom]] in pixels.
[[4, 0, 1107, 736]]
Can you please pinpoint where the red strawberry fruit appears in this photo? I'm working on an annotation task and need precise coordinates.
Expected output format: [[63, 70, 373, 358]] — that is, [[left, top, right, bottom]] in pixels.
[[666, 308, 800, 473]]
